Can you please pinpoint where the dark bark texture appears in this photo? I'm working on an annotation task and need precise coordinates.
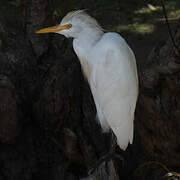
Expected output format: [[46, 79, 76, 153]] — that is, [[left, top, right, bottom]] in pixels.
[[0, 1, 119, 179], [133, 19, 180, 179], [0, 0, 180, 180]]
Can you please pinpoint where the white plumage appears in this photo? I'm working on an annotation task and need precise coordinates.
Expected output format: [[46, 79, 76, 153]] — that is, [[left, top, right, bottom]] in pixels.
[[36, 10, 139, 150]]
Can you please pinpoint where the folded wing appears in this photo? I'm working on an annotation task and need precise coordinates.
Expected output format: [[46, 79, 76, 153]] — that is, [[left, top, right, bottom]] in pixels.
[[90, 38, 138, 150]]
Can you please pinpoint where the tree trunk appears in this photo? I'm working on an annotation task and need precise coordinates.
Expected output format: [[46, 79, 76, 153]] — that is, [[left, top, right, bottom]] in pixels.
[[0, 1, 119, 179], [1, 0, 180, 179], [133, 18, 180, 179]]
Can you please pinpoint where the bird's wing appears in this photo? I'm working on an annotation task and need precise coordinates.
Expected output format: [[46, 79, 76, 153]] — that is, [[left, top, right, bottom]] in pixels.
[[90, 40, 138, 150]]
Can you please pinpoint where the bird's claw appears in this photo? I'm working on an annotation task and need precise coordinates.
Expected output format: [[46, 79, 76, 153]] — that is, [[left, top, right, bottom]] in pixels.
[[88, 152, 124, 176], [112, 153, 125, 166]]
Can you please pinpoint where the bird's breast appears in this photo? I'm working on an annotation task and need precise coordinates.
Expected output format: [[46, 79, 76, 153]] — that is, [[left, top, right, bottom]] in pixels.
[[80, 59, 92, 83]]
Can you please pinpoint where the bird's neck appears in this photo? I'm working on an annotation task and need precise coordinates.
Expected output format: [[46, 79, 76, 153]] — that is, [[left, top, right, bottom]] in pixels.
[[73, 28, 103, 61]]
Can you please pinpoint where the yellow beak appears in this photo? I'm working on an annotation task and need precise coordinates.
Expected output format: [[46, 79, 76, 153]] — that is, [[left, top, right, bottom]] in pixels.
[[36, 24, 72, 34]]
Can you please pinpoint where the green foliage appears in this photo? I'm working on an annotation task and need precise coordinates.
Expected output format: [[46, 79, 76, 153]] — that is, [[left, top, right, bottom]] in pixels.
[[110, 0, 180, 34], [1, 0, 180, 35]]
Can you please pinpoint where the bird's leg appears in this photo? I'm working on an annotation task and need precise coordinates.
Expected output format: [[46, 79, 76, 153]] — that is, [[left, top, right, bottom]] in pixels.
[[88, 131, 124, 176]]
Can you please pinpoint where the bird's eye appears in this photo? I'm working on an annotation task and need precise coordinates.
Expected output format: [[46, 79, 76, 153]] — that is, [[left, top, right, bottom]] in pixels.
[[66, 24, 72, 29]]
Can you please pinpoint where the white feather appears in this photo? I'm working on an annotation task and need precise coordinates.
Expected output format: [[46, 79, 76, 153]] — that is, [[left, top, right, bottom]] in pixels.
[[59, 10, 139, 150], [74, 32, 138, 150], [89, 33, 138, 150]]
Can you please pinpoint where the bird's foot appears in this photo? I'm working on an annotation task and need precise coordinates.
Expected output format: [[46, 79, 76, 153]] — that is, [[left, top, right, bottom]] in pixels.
[[88, 152, 124, 176]]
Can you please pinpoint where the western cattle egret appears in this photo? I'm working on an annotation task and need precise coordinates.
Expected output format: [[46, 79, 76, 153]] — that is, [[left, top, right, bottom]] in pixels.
[[37, 10, 139, 151]]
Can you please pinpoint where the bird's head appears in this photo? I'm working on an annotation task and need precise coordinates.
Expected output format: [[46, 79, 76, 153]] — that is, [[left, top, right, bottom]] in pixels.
[[36, 10, 103, 38]]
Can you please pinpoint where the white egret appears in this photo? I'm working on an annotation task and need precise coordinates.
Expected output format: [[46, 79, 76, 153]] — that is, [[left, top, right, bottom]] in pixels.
[[36, 10, 139, 151]]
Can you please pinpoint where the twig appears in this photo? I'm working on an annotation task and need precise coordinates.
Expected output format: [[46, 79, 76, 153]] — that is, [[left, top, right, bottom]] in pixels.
[[160, 0, 180, 54], [135, 161, 170, 174]]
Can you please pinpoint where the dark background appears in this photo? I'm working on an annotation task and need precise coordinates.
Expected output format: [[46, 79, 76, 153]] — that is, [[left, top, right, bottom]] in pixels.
[[0, 0, 180, 179]]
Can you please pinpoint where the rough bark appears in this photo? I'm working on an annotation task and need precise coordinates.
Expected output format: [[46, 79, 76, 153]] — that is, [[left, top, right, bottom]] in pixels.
[[1, 0, 180, 179], [133, 18, 180, 179], [0, 1, 119, 179]]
